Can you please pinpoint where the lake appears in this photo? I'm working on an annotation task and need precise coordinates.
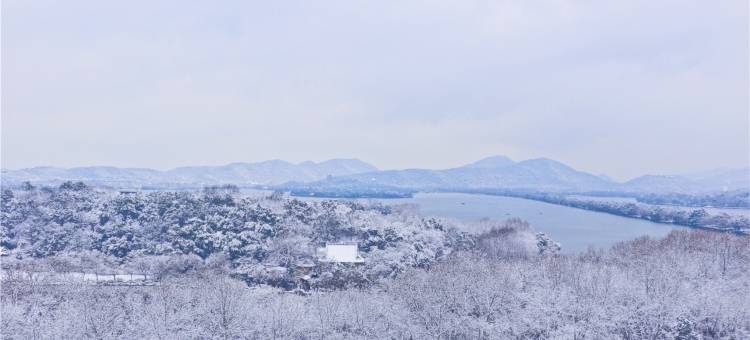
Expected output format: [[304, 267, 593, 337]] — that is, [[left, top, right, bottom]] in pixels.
[[296, 192, 687, 254]]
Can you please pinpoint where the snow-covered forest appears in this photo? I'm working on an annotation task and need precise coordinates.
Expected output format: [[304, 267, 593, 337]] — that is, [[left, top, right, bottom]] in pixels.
[[1, 182, 749, 339], [632, 190, 750, 209], [1, 182, 479, 288]]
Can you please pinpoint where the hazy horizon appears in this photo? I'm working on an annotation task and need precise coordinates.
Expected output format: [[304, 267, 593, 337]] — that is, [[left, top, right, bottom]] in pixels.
[[2, 0, 748, 181], [4, 154, 749, 183]]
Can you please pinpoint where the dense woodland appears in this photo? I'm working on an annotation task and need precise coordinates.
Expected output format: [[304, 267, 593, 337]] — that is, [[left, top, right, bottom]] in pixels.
[[1, 183, 749, 339], [0, 182, 482, 289]]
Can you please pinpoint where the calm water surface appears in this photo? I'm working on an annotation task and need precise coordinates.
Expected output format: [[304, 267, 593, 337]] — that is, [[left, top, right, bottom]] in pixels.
[[298, 192, 687, 253]]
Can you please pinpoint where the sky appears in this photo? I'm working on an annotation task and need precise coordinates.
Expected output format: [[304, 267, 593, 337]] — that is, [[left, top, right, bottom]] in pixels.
[[2, 0, 748, 180]]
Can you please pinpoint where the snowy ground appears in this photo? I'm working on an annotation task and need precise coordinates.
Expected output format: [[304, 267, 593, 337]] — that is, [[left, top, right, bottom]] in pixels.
[[0, 270, 151, 284]]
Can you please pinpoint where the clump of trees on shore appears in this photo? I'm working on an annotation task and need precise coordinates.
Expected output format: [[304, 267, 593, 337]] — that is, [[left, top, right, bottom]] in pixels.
[[633, 190, 750, 209]]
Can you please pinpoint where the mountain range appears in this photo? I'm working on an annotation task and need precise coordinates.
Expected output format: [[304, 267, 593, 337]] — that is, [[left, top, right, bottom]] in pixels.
[[2, 156, 747, 194], [285, 156, 748, 194], [0, 159, 377, 187], [303, 157, 611, 192]]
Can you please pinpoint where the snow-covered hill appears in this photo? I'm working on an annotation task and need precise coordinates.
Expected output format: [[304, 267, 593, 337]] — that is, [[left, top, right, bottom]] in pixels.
[[4, 156, 746, 194], [297, 156, 615, 192], [1, 159, 378, 187]]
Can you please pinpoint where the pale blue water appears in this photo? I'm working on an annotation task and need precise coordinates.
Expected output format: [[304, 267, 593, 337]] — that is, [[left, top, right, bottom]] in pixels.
[[297, 192, 686, 253]]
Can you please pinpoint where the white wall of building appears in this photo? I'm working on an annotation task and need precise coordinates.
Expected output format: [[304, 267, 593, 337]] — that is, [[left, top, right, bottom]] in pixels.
[[321, 244, 362, 263]]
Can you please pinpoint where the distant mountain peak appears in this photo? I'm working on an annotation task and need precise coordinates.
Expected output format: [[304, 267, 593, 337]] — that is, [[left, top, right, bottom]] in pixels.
[[259, 159, 294, 166], [2, 158, 379, 187], [462, 155, 515, 169], [517, 158, 575, 171]]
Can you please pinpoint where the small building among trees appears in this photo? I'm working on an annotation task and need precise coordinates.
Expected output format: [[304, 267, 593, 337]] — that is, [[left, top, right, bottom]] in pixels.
[[316, 242, 365, 264]]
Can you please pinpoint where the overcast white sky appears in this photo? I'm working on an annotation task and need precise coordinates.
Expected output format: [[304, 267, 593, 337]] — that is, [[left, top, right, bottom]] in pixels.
[[2, 0, 748, 180]]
